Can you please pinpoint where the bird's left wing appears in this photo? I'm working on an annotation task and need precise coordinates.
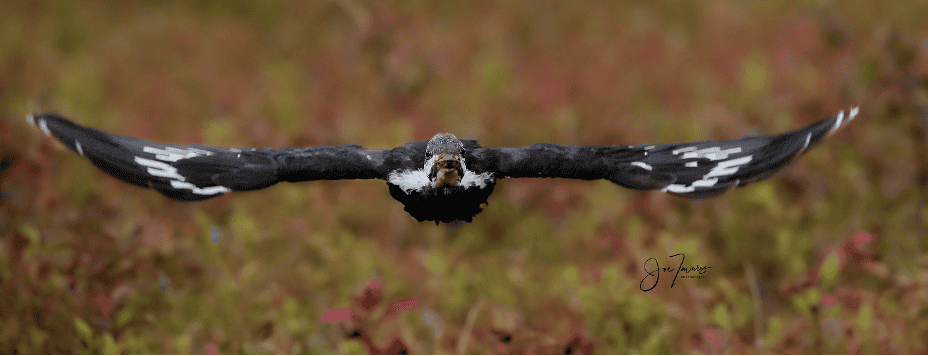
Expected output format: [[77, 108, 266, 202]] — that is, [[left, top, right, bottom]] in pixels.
[[28, 113, 392, 201], [473, 107, 858, 198]]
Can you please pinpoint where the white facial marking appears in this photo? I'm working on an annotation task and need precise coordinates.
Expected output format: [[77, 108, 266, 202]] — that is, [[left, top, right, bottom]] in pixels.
[[169, 180, 230, 195], [134, 156, 186, 181], [685, 161, 698, 167], [672, 146, 697, 155], [75, 140, 84, 156], [27, 114, 36, 125], [644, 145, 655, 150], [849, 107, 859, 120], [38, 119, 51, 136], [801, 133, 811, 151], [631, 162, 653, 171]]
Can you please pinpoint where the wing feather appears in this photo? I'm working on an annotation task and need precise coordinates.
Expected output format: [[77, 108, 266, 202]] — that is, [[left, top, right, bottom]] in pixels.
[[28, 113, 393, 201], [482, 107, 858, 198]]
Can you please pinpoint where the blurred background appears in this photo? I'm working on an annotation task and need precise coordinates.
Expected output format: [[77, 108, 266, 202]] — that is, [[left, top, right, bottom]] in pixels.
[[1, 0, 927, 353]]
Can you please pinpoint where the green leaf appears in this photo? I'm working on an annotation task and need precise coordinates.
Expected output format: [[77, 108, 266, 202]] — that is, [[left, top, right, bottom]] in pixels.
[[74, 317, 92, 341], [175, 334, 192, 354], [115, 306, 133, 328], [856, 304, 873, 334], [628, 294, 649, 324], [562, 265, 579, 283], [101, 332, 118, 355], [19, 223, 40, 244], [820, 252, 841, 289], [345, 339, 368, 355], [742, 54, 769, 95], [712, 303, 731, 331], [764, 316, 784, 348]]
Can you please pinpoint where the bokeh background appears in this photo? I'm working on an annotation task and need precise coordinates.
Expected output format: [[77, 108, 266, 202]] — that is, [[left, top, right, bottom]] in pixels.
[[2, 1, 927, 353]]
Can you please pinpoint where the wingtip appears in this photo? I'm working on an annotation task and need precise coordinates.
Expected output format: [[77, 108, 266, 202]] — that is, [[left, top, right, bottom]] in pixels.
[[829, 106, 860, 134], [38, 118, 51, 136], [849, 106, 860, 121], [27, 113, 54, 136]]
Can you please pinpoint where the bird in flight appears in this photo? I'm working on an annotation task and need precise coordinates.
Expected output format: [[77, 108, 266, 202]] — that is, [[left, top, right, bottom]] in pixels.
[[28, 108, 858, 223]]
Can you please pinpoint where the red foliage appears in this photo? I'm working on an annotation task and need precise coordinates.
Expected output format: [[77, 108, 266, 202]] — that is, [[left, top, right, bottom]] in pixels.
[[322, 277, 419, 354]]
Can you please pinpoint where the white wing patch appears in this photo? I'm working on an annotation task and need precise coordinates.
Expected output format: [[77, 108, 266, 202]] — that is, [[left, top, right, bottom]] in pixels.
[[143, 146, 213, 162], [461, 171, 494, 188], [680, 146, 742, 161], [658, 107, 858, 195], [831, 110, 844, 132], [170, 180, 230, 195], [662, 183, 695, 193], [38, 118, 52, 137], [457, 155, 494, 189], [388, 169, 430, 193], [830, 107, 859, 133], [704, 156, 752, 178], [661, 155, 754, 193], [631, 161, 653, 171], [134, 156, 187, 181], [691, 177, 719, 187], [135, 149, 229, 197], [389, 151, 495, 192]]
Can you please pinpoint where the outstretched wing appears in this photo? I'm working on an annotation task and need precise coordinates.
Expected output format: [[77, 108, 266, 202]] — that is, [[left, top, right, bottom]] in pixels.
[[27, 113, 393, 201], [476, 107, 858, 198]]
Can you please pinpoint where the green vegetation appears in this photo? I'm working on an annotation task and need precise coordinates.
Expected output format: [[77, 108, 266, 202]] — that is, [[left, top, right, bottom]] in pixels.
[[2, 1, 927, 353]]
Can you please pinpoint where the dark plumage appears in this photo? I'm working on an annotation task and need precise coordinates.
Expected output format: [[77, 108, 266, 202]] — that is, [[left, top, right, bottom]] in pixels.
[[28, 108, 857, 223]]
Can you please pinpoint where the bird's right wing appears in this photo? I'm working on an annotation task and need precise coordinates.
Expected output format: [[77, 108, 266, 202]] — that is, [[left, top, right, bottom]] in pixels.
[[28, 113, 394, 201]]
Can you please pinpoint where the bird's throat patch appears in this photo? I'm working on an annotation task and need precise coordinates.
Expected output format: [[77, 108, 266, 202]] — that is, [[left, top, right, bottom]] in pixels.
[[429, 154, 463, 188]]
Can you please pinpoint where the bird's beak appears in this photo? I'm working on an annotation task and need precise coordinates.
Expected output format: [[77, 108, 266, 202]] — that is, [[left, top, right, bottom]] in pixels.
[[428, 153, 464, 188]]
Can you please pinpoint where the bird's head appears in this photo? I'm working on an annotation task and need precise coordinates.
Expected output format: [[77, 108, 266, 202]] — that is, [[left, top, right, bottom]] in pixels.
[[425, 133, 465, 192]]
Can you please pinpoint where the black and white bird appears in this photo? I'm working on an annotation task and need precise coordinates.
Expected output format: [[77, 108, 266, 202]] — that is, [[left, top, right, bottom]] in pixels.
[[27, 108, 858, 223]]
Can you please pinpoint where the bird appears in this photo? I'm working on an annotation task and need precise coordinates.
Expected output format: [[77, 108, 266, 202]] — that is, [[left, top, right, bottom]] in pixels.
[[27, 107, 858, 223]]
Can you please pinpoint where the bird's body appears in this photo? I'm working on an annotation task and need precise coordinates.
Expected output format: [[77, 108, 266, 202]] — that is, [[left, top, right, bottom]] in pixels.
[[28, 108, 858, 223]]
